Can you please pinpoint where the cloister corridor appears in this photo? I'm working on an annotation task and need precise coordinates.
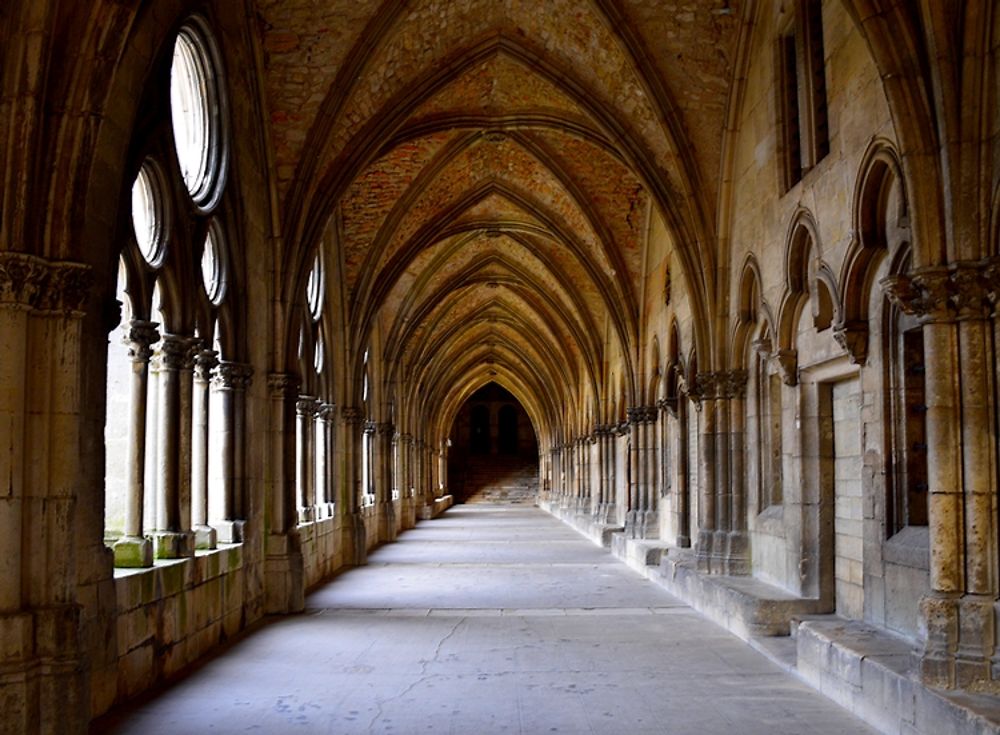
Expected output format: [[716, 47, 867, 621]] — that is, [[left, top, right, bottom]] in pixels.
[[93, 505, 873, 734]]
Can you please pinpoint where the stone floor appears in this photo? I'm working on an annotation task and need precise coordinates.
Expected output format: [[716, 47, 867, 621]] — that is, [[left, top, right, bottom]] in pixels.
[[95, 506, 876, 734]]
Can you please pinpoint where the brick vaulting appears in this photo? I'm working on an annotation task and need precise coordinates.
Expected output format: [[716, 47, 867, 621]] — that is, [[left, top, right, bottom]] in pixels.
[[4, 1, 1000, 733]]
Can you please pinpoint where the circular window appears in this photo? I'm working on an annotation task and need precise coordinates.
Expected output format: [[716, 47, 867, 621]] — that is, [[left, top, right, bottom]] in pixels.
[[306, 254, 324, 320], [201, 224, 227, 305], [314, 335, 325, 374], [170, 17, 228, 210], [131, 161, 168, 266]]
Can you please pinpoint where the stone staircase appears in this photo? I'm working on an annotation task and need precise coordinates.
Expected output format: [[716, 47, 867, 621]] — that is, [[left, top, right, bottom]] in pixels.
[[454, 456, 539, 504]]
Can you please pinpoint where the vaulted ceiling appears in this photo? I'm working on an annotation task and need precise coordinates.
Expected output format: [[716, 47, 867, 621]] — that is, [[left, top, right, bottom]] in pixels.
[[257, 0, 744, 439]]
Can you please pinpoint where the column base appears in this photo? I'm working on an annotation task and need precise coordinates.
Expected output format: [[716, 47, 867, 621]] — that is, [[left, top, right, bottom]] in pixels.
[[918, 593, 960, 688], [112, 535, 154, 568], [721, 530, 751, 576], [378, 501, 397, 543], [152, 531, 195, 559], [215, 520, 245, 544], [695, 529, 716, 573], [265, 531, 304, 614], [193, 524, 217, 551]]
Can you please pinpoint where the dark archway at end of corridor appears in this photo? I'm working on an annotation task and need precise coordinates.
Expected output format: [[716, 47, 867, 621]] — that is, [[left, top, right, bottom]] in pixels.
[[448, 383, 539, 504]]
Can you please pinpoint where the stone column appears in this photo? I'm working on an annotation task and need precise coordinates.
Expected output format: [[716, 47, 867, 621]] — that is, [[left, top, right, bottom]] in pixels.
[[626, 407, 658, 538], [692, 373, 717, 572], [112, 320, 159, 567], [376, 422, 397, 542], [152, 334, 194, 558], [884, 269, 963, 686], [191, 348, 218, 550], [721, 370, 749, 575], [295, 396, 317, 523], [952, 265, 997, 685], [315, 403, 335, 518], [265, 372, 303, 613], [339, 407, 366, 563], [0, 256, 92, 732], [213, 362, 252, 542], [600, 428, 614, 524]]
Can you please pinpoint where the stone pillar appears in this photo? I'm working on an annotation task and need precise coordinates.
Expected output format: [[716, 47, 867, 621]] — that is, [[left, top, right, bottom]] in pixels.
[[885, 269, 964, 686], [316, 403, 335, 518], [112, 320, 159, 566], [152, 334, 194, 558], [692, 373, 717, 572], [376, 422, 396, 542], [265, 373, 303, 614], [295, 396, 317, 523], [339, 407, 366, 563], [721, 370, 749, 575], [626, 407, 658, 538], [213, 361, 252, 542], [191, 348, 218, 550], [0, 254, 91, 733], [600, 428, 615, 524]]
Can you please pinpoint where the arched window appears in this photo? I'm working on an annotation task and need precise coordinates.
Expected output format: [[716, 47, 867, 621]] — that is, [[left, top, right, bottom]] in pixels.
[[104, 16, 242, 567], [170, 17, 228, 210]]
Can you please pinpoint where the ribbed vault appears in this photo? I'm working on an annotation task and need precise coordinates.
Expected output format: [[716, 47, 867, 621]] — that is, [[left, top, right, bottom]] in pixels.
[[257, 0, 744, 451]]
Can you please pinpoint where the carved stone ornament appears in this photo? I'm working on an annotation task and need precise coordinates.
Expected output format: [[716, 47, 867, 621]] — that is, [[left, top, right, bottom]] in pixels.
[[317, 403, 337, 421], [267, 371, 299, 397], [881, 268, 951, 321], [158, 334, 192, 370], [950, 265, 990, 319], [341, 406, 363, 424], [627, 406, 657, 424], [296, 396, 319, 416], [832, 319, 869, 365], [193, 349, 219, 381], [718, 369, 749, 398], [0, 253, 92, 314], [772, 350, 798, 386], [215, 361, 254, 390], [125, 320, 160, 363]]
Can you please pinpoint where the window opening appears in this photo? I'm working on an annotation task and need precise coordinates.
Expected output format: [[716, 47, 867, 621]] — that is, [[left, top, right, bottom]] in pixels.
[[201, 223, 226, 305], [778, 0, 828, 190], [170, 18, 228, 209], [131, 161, 168, 266]]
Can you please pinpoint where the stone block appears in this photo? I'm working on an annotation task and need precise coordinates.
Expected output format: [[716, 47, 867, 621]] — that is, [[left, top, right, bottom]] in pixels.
[[0, 611, 32, 661], [119, 642, 155, 700], [112, 536, 153, 568]]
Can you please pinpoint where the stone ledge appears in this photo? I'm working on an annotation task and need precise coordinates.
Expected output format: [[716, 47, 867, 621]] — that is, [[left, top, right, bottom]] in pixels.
[[796, 619, 1000, 735], [644, 548, 829, 639]]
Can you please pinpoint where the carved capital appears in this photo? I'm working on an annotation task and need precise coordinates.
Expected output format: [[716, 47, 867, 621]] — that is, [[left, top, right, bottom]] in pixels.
[[719, 369, 749, 398], [215, 361, 253, 390], [39, 262, 93, 314], [341, 406, 363, 425], [158, 334, 191, 370], [882, 268, 952, 322], [317, 402, 336, 421], [193, 349, 219, 381], [267, 371, 299, 398], [125, 320, 160, 363], [0, 253, 46, 306], [296, 396, 319, 417], [627, 406, 657, 424], [363, 419, 377, 435], [689, 370, 748, 401], [950, 265, 990, 319]]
